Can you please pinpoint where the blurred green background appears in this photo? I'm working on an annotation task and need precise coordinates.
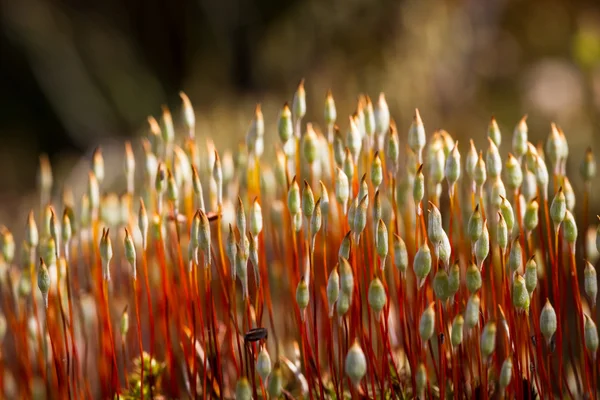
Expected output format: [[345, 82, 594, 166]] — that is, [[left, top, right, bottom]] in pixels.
[[2, 0, 600, 203]]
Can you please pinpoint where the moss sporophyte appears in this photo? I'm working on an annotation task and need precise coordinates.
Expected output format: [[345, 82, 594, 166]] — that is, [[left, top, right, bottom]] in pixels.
[[2, 83, 600, 399]]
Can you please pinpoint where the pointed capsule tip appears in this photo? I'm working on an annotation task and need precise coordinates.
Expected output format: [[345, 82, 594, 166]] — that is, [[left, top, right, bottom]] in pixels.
[[414, 108, 422, 124]]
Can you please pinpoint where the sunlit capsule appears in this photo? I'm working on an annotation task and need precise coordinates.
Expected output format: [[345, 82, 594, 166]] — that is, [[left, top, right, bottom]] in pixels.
[[138, 199, 148, 251], [465, 140, 478, 181], [327, 267, 340, 318], [364, 96, 375, 138], [37, 258, 50, 309], [235, 377, 252, 400], [451, 314, 465, 347], [525, 256, 537, 296], [428, 148, 446, 185], [488, 116, 501, 147], [445, 143, 461, 191], [337, 291, 351, 318], [497, 212, 508, 251], [433, 269, 451, 302], [408, 109, 426, 162], [358, 174, 369, 208], [256, 345, 272, 383], [368, 278, 386, 320], [346, 116, 362, 163], [375, 93, 390, 138], [324, 89, 337, 129], [246, 104, 264, 157], [292, 79, 306, 122], [512, 115, 528, 159], [26, 211, 39, 249], [427, 202, 444, 246], [345, 340, 367, 386], [376, 219, 388, 269], [505, 153, 523, 192], [295, 277, 310, 320], [439, 130, 455, 157], [448, 262, 460, 299], [353, 196, 368, 240], [38, 154, 53, 198], [166, 169, 179, 205], [415, 363, 428, 397], [466, 262, 482, 294], [61, 208, 73, 245], [498, 357, 513, 393], [124, 228, 137, 280], [310, 199, 322, 245], [512, 274, 530, 313], [334, 168, 350, 214], [347, 197, 358, 233], [99, 228, 113, 282], [550, 187, 566, 229], [120, 308, 129, 338], [465, 294, 481, 329], [371, 152, 383, 188], [197, 210, 211, 268], [585, 261, 598, 308], [278, 103, 294, 144], [413, 165, 425, 212], [0, 227, 14, 265], [302, 123, 318, 164], [419, 303, 435, 343], [393, 234, 408, 276], [339, 257, 354, 296], [287, 177, 301, 215], [585, 314, 599, 357], [301, 181, 315, 218], [540, 299, 557, 346], [508, 238, 523, 273], [372, 190, 382, 230], [474, 221, 490, 268], [480, 321, 497, 358], [438, 231, 451, 269], [212, 152, 223, 206], [88, 172, 100, 216], [468, 204, 483, 243], [292, 212, 303, 233], [414, 243, 432, 288], [489, 178, 506, 208], [534, 156, 549, 199], [235, 244, 249, 299], [523, 198, 539, 233], [558, 177, 574, 213], [563, 210, 578, 246], [267, 366, 283, 398], [545, 123, 563, 171], [474, 152, 487, 189], [581, 148, 597, 183], [486, 138, 502, 179]]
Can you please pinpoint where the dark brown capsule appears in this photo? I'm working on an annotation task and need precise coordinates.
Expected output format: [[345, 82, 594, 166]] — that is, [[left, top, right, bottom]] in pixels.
[[244, 327, 268, 343]]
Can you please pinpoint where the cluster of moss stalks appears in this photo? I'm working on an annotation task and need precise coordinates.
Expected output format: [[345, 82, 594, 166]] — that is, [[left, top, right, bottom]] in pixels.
[[1, 82, 599, 399]]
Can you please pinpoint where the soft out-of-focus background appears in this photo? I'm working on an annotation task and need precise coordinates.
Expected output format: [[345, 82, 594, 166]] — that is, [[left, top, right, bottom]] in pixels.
[[2, 0, 600, 205]]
